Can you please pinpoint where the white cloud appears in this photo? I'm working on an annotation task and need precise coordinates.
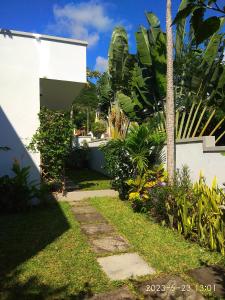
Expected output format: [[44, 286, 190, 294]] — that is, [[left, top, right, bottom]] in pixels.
[[47, 1, 114, 47], [95, 56, 108, 72]]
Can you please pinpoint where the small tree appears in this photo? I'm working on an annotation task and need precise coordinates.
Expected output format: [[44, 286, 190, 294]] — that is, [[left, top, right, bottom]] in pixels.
[[29, 107, 73, 190]]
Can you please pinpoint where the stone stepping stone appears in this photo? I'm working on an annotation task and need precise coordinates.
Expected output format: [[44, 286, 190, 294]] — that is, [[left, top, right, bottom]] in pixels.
[[81, 223, 115, 236], [188, 265, 225, 298], [136, 275, 205, 299], [97, 253, 155, 280], [90, 235, 130, 255], [72, 205, 98, 214], [90, 286, 135, 299], [74, 212, 107, 224]]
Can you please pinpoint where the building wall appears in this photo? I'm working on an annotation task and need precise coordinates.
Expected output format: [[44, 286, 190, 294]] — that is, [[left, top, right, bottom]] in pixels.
[[88, 140, 108, 175], [88, 137, 225, 188], [0, 31, 87, 182]]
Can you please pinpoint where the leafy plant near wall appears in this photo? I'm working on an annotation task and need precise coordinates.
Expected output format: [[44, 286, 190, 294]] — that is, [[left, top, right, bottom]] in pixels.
[[101, 121, 165, 198], [91, 121, 107, 139], [126, 164, 225, 254], [172, 170, 225, 255], [28, 107, 73, 189], [0, 160, 37, 213]]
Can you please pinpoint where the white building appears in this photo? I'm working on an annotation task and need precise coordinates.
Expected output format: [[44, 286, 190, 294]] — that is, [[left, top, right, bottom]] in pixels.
[[0, 29, 87, 182]]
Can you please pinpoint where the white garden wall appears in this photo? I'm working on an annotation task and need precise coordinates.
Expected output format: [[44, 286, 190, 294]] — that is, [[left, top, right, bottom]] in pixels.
[[88, 137, 225, 188]]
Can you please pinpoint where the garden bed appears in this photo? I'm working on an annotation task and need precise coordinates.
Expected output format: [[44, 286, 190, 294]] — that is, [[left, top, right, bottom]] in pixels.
[[90, 197, 224, 279]]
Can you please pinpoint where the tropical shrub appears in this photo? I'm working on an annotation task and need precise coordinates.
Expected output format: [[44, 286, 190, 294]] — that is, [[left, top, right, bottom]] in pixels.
[[125, 163, 225, 254], [192, 174, 225, 254], [92, 121, 106, 138], [102, 122, 165, 198], [127, 164, 167, 213], [101, 139, 132, 198], [29, 107, 73, 188], [66, 141, 90, 169], [168, 167, 225, 254], [125, 123, 165, 176], [0, 160, 36, 213]]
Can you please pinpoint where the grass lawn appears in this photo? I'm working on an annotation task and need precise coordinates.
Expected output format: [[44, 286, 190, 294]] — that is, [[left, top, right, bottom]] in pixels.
[[0, 202, 117, 300], [67, 168, 111, 190], [90, 197, 224, 291]]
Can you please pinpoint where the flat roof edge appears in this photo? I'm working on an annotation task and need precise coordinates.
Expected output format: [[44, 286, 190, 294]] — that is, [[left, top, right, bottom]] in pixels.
[[0, 29, 88, 46]]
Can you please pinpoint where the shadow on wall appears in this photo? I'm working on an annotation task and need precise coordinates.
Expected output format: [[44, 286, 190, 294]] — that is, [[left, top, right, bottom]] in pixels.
[[0, 107, 40, 182]]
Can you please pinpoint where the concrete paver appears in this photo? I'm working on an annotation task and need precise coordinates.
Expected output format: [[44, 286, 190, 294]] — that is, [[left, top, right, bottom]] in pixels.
[[97, 253, 155, 280], [90, 235, 130, 254], [81, 223, 115, 236]]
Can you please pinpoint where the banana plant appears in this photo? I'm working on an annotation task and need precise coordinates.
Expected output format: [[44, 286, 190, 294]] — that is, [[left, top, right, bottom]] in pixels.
[[98, 5, 225, 143]]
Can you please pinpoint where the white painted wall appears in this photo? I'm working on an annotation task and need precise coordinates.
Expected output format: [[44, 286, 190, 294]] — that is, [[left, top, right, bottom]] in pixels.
[[72, 136, 93, 148], [0, 30, 87, 182], [170, 137, 225, 188], [88, 137, 225, 188]]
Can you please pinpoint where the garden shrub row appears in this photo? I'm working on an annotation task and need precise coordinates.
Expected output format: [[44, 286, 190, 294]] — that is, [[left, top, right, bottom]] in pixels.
[[102, 123, 225, 255]]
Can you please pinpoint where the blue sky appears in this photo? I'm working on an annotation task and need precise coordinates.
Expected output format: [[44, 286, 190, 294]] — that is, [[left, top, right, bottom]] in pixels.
[[0, 0, 224, 72]]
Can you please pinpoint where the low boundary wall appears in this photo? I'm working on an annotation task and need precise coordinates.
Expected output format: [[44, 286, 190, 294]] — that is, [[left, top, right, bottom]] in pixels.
[[88, 136, 225, 188]]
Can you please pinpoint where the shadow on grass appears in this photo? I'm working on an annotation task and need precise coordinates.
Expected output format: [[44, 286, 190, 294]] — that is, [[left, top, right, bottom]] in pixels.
[[0, 270, 94, 300], [0, 200, 74, 299], [67, 168, 111, 190]]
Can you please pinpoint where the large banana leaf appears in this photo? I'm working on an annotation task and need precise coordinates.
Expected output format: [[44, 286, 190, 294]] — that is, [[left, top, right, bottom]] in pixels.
[[175, 0, 190, 58], [108, 26, 129, 94], [146, 12, 167, 99], [136, 26, 152, 66]]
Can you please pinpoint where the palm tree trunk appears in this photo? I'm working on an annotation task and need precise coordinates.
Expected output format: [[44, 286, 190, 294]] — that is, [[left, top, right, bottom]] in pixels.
[[166, 0, 175, 185]]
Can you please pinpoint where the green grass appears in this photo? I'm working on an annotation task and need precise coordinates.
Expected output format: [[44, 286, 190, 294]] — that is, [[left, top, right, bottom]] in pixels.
[[0, 202, 116, 299], [90, 197, 224, 278], [67, 168, 111, 190]]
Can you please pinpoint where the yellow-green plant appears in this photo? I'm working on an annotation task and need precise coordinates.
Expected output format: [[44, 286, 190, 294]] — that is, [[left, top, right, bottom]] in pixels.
[[193, 174, 225, 254], [127, 164, 166, 202], [175, 173, 225, 254]]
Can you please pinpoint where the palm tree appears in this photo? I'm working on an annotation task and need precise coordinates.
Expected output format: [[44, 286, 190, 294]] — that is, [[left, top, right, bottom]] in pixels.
[[166, 0, 175, 185]]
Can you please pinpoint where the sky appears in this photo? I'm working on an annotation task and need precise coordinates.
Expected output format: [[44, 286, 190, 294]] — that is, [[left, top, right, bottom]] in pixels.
[[0, 0, 224, 72]]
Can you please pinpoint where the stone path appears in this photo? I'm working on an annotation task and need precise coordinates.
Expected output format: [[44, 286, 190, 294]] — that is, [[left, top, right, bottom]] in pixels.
[[69, 197, 210, 299], [71, 200, 155, 280], [59, 189, 118, 201]]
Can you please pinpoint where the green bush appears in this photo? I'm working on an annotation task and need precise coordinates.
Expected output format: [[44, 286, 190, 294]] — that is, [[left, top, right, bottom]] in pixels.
[[101, 139, 132, 198], [0, 161, 36, 213], [101, 122, 165, 199], [28, 107, 73, 187], [92, 122, 106, 138], [66, 142, 90, 169]]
